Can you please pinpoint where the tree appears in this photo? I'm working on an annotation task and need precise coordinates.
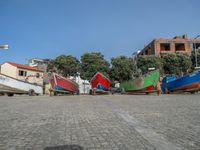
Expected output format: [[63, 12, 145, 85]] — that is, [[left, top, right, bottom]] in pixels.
[[162, 53, 192, 76], [47, 55, 80, 77], [110, 56, 134, 82], [80, 52, 110, 80], [137, 55, 163, 74], [191, 49, 200, 69]]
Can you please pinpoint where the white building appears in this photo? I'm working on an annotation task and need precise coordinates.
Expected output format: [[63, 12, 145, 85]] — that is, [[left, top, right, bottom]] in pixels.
[[70, 75, 91, 94], [0, 62, 44, 86], [28, 58, 49, 72]]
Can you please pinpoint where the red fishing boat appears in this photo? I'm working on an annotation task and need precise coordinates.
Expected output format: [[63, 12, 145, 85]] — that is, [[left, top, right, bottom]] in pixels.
[[50, 73, 79, 95], [90, 72, 110, 94]]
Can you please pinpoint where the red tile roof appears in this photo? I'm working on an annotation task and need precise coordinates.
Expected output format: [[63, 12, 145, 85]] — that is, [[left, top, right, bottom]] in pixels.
[[6, 62, 44, 72]]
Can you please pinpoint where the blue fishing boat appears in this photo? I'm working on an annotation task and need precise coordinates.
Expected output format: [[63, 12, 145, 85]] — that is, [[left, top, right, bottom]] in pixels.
[[161, 70, 200, 93]]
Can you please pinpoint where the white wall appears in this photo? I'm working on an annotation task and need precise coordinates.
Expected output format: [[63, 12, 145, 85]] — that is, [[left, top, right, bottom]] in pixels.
[[1, 62, 43, 85], [1, 63, 18, 78], [16, 68, 43, 85]]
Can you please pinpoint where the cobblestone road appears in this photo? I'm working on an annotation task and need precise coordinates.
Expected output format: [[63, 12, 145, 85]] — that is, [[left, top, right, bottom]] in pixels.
[[0, 95, 200, 150]]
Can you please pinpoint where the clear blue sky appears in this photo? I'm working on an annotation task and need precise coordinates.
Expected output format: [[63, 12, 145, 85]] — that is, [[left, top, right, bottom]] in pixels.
[[0, 0, 199, 64]]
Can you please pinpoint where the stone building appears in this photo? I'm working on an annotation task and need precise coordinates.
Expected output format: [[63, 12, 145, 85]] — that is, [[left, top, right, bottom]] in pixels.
[[138, 35, 200, 56]]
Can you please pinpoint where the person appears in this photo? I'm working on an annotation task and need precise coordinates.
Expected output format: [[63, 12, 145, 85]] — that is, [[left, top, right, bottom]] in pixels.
[[157, 78, 162, 95], [111, 81, 121, 94], [114, 81, 120, 88]]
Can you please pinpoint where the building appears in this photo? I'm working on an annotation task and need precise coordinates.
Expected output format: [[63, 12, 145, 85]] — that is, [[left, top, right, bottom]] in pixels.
[[28, 58, 49, 72], [0, 62, 44, 85], [138, 35, 200, 56], [28, 58, 50, 85]]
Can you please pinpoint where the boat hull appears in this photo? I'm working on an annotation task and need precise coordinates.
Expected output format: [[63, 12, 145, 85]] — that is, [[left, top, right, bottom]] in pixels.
[[161, 71, 200, 93], [50, 73, 79, 93], [120, 69, 160, 92], [0, 73, 43, 94], [90, 72, 110, 91]]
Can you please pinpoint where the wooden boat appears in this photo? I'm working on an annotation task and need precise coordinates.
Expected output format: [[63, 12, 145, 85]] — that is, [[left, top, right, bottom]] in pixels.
[[120, 69, 160, 93], [90, 72, 110, 93], [161, 70, 200, 93], [50, 73, 79, 94], [0, 73, 43, 96]]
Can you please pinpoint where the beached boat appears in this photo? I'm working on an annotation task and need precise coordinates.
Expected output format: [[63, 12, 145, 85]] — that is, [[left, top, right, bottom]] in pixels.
[[161, 70, 200, 93], [0, 73, 43, 96], [90, 72, 110, 93], [120, 69, 160, 92], [50, 73, 79, 94]]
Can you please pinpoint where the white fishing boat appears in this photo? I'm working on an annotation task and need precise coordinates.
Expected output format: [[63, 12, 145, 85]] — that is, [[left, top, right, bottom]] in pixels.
[[0, 73, 43, 96]]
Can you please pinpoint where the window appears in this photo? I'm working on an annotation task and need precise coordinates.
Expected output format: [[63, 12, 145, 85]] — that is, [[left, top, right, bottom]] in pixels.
[[18, 70, 27, 77], [160, 43, 170, 51], [175, 43, 185, 51]]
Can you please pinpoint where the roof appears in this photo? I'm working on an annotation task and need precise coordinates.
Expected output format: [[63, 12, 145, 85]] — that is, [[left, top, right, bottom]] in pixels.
[[5, 62, 44, 72]]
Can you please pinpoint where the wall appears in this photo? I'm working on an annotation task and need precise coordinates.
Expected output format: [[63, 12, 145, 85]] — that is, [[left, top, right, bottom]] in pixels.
[[1, 63, 43, 85], [138, 36, 200, 56], [155, 39, 193, 55], [16, 68, 43, 85], [139, 40, 155, 55], [0, 63, 18, 78]]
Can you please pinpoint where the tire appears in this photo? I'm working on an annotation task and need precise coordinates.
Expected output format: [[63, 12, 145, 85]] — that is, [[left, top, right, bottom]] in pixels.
[[77, 90, 80, 95], [7, 93, 14, 97], [190, 91, 195, 94], [54, 92, 57, 96], [28, 89, 35, 96], [89, 89, 93, 95]]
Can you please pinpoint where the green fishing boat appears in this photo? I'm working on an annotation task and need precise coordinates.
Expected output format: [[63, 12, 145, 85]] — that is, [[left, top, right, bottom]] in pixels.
[[120, 69, 160, 92]]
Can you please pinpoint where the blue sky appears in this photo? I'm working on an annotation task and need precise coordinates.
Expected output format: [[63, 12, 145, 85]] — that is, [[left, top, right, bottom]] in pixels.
[[0, 0, 199, 64]]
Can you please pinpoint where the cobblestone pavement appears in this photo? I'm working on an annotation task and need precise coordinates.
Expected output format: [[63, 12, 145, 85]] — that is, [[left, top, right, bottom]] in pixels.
[[0, 94, 200, 150]]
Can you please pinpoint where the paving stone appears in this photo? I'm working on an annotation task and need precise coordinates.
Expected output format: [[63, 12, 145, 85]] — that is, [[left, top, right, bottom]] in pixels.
[[0, 94, 199, 149]]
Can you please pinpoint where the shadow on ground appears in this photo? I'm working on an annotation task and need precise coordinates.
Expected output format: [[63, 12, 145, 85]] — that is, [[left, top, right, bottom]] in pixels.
[[44, 145, 83, 150]]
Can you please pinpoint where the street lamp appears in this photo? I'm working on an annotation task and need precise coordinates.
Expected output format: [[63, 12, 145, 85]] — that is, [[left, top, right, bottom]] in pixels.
[[0, 44, 9, 49], [194, 35, 200, 70]]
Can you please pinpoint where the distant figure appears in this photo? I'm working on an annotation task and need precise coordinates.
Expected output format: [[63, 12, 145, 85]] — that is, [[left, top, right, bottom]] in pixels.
[[111, 81, 121, 94], [157, 80, 161, 95], [114, 81, 120, 88]]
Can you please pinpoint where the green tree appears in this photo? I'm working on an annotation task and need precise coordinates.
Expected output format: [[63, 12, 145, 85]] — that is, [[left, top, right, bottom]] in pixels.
[[110, 56, 134, 82], [137, 55, 163, 74], [162, 53, 192, 75], [80, 52, 110, 80], [47, 59, 57, 73], [191, 49, 200, 69], [47, 55, 80, 77]]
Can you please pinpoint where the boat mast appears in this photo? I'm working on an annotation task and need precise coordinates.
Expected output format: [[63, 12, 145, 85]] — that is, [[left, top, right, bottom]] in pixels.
[[132, 50, 141, 78]]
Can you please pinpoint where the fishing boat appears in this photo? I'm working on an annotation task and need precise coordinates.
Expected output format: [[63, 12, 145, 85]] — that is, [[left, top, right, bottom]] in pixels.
[[161, 70, 200, 93], [120, 69, 160, 93], [50, 73, 79, 95], [0, 73, 43, 96], [90, 72, 110, 94]]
